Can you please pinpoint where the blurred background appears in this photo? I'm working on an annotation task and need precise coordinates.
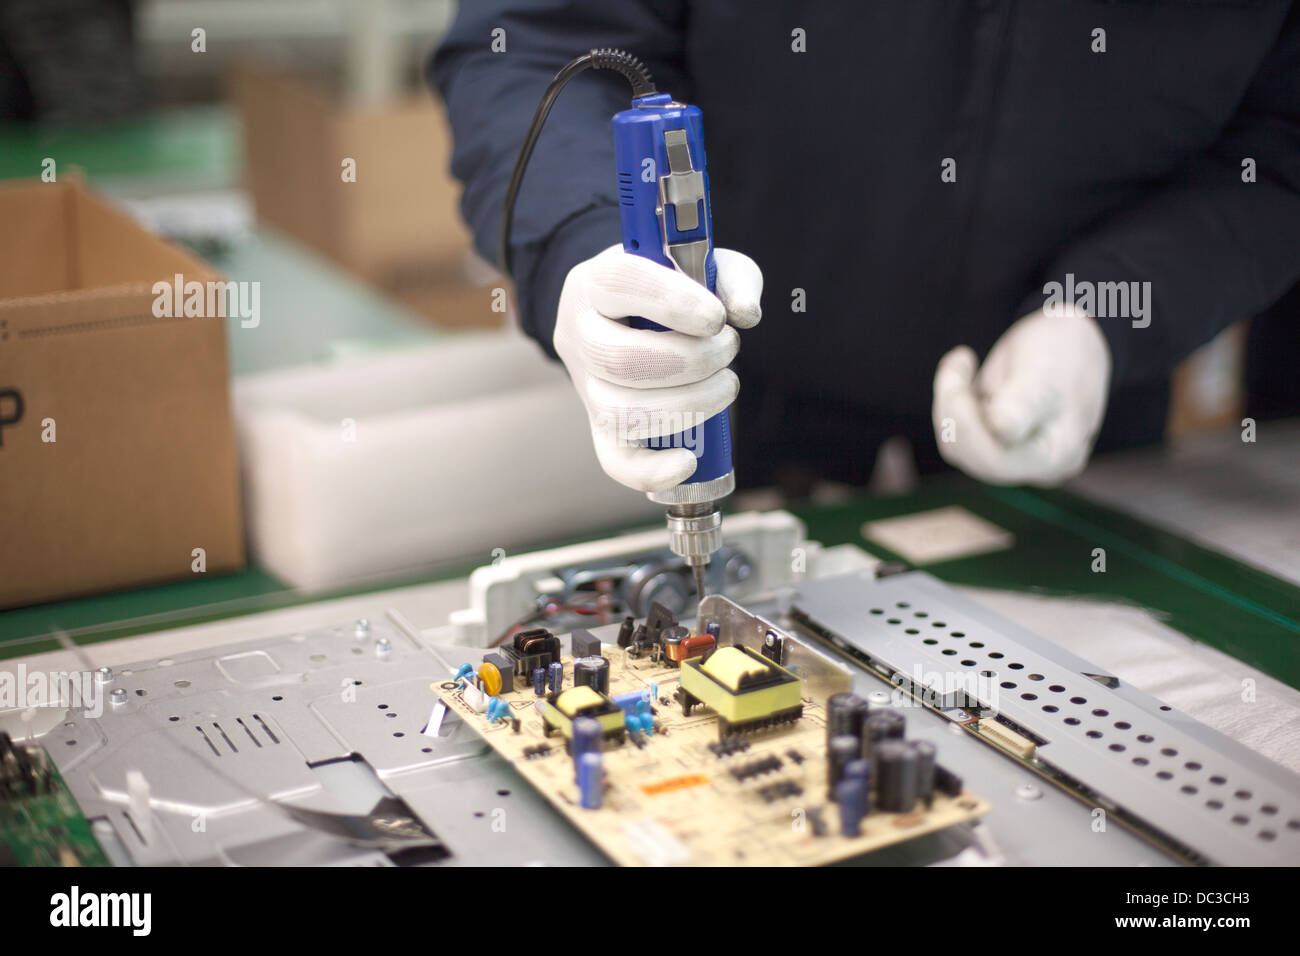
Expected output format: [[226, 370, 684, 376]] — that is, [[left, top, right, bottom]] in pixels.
[[0, 0, 675, 617], [0, 0, 490, 335], [0, 0, 1295, 627]]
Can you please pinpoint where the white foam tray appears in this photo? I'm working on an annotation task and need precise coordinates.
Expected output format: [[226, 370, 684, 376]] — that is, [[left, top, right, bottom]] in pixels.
[[232, 331, 659, 591]]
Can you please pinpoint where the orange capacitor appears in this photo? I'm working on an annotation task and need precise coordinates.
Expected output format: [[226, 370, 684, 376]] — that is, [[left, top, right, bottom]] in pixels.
[[477, 661, 503, 697], [664, 633, 715, 664]]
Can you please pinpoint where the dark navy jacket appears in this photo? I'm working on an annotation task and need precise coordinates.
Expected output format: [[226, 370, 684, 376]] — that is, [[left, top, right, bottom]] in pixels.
[[432, 1, 1300, 487]]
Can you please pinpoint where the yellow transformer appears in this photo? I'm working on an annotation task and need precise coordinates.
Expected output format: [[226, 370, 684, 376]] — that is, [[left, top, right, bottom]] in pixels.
[[542, 685, 625, 743], [679, 645, 804, 739]]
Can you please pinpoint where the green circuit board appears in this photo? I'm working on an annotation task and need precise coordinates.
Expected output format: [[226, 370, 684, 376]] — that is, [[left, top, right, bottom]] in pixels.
[[1, 733, 108, 867]]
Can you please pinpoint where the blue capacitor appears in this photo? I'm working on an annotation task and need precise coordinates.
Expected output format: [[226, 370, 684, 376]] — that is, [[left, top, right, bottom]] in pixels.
[[454, 663, 474, 683], [844, 758, 871, 784], [835, 777, 869, 837], [547, 660, 564, 693], [572, 716, 602, 781], [532, 666, 546, 696], [613, 689, 651, 713], [578, 752, 603, 810], [844, 758, 871, 808], [639, 713, 655, 736], [705, 622, 720, 639]]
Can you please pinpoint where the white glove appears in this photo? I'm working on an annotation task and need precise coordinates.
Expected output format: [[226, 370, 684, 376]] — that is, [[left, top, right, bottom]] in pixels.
[[554, 244, 762, 492], [931, 304, 1111, 486]]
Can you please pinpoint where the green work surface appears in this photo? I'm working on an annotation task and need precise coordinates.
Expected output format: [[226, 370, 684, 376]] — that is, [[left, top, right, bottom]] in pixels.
[[0, 106, 238, 190], [803, 477, 1300, 689], [3, 478, 1297, 690]]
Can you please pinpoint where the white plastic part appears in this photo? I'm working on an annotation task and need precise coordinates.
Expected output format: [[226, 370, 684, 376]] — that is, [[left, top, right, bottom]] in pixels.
[[447, 510, 808, 646], [232, 331, 660, 591], [126, 769, 153, 842]]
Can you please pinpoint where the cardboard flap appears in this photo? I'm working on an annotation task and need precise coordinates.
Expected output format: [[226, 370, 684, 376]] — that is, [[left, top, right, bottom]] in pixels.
[[0, 180, 75, 297]]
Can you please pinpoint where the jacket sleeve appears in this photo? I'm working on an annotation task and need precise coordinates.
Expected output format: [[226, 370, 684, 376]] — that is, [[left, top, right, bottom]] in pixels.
[[429, 0, 688, 358], [1019, 3, 1300, 388]]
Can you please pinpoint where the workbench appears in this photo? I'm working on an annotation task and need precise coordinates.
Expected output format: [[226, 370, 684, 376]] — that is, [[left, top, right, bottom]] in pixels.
[[3, 106, 1294, 692], [2, 109, 1296, 865], [4, 467, 1296, 672]]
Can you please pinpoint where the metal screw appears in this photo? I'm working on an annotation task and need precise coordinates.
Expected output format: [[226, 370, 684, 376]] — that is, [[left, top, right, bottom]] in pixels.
[[354, 618, 370, 640], [97, 666, 113, 683], [110, 688, 128, 706], [1016, 783, 1043, 801], [375, 637, 392, 659]]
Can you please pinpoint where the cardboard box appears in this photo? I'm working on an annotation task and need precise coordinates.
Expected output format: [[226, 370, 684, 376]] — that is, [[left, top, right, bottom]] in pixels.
[[0, 179, 244, 609], [388, 261, 508, 331], [232, 332, 658, 591], [233, 66, 475, 291]]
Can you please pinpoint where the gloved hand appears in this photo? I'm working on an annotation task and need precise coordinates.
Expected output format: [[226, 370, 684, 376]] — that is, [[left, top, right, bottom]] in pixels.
[[931, 304, 1111, 486], [554, 244, 762, 492]]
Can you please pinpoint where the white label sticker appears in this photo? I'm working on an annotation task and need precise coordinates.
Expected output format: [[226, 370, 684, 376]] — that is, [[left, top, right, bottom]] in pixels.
[[862, 506, 1013, 565]]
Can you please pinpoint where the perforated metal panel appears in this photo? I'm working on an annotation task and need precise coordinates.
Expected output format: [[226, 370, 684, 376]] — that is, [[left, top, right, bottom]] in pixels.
[[793, 571, 1300, 866]]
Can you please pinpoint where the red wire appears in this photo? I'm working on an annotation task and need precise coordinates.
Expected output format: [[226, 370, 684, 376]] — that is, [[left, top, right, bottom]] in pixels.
[[494, 599, 609, 646]]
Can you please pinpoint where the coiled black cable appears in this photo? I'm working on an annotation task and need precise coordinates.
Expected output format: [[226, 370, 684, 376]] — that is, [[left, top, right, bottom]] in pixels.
[[498, 49, 656, 279]]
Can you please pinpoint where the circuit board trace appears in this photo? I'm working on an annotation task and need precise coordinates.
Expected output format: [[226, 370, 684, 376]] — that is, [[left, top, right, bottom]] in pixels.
[[437, 645, 988, 867], [1, 734, 109, 868]]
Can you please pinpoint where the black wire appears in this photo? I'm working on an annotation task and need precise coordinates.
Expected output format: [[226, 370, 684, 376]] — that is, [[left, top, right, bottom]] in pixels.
[[498, 49, 656, 279]]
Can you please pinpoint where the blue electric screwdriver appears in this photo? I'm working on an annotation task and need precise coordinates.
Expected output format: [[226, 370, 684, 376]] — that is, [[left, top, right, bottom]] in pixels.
[[501, 50, 734, 604]]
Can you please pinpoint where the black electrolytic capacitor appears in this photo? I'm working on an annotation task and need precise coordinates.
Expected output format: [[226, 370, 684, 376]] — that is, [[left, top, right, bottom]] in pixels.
[[934, 763, 964, 797], [827, 734, 860, 798], [912, 740, 937, 808], [862, 710, 905, 762], [875, 740, 920, 813], [573, 655, 610, 695], [616, 616, 635, 648], [826, 692, 869, 744]]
